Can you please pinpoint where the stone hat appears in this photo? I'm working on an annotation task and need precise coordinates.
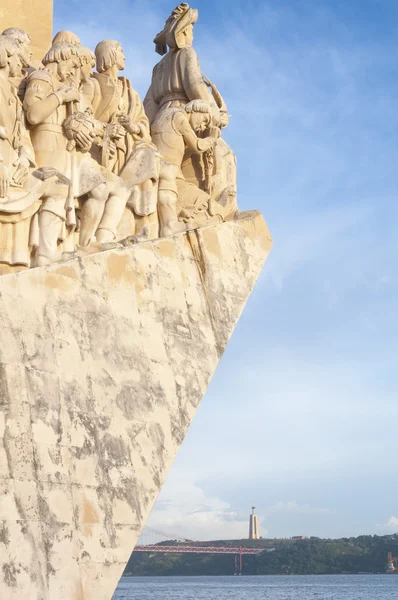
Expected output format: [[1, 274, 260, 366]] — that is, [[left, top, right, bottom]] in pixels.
[[154, 2, 198, 55]]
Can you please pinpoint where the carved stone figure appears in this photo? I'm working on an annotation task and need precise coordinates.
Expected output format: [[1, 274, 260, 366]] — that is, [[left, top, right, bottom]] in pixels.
[[0, 34, 45, 273], [23, 42, 77, 263], [73, 43, 131, 247], [145, 3, 239, 222], [144, 3, 218, 125], [182, 76, 238, 221], [151, 99, 218, 226], [23, 41, 123, 263], [84, 40, 152, 174], [84, 39, 186, 239], [82, 40, 156, 239]]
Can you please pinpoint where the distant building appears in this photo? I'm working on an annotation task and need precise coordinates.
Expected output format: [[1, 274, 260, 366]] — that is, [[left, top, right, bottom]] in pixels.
[[292, 536, 307, 540], [249, 507, 259, 539]]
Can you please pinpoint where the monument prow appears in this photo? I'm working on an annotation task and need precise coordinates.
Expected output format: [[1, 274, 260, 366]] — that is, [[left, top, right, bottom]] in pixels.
[[0, 214, 272, 599]]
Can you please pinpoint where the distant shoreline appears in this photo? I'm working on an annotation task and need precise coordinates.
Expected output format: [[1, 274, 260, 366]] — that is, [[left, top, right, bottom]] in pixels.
[[124, 534, 398, 577], [122, 572, 388, 577]]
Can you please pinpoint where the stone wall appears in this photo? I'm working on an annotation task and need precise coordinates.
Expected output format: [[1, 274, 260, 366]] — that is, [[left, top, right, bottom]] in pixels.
[[0, 0, 53, 61], [0, 212, 272, 600]]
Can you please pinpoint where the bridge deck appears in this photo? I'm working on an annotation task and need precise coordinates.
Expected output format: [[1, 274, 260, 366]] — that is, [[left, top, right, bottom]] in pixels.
[[134, 545, 264, 555]]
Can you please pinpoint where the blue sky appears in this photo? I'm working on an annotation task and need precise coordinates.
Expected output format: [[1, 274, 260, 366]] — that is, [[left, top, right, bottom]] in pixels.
[[54, 0, 398, 540]]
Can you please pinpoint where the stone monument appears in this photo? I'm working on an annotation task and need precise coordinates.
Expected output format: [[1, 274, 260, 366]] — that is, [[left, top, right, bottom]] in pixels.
[[0, 3, 273, 599]]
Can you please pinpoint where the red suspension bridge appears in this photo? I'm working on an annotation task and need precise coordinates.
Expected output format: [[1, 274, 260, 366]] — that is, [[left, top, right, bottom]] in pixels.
[[133, 526, 268, 575]]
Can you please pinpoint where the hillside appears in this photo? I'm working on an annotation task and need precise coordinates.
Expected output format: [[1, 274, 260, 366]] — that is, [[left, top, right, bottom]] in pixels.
[[124, 534, 398, 576]]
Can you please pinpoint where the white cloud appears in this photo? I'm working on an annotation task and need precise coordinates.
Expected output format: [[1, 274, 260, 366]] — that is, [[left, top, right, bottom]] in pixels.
[[264, 500, 334, 516], [387, 517, 398, 532], [144, 474, 267, 542]]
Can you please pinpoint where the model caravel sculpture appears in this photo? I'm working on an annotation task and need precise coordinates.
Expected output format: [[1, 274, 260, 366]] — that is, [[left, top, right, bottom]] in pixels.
[[0, 3, 272, 599]]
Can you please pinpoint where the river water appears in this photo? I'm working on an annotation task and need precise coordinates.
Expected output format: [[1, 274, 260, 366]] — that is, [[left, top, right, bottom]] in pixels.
[[113, 574, 398, 599]]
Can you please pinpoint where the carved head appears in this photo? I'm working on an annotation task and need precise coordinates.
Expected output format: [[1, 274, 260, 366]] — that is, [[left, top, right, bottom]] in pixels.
[[154, 3, 198, 55], [0, 35, 23, 78], [175, 24, 194, 49], [42, 42, 80, 83], [77, 46, 95, 84], [185, 100, 211, 132], [1, 27, 32, 68], [52, 30, 81, 46], [95, 40, 126, 73]]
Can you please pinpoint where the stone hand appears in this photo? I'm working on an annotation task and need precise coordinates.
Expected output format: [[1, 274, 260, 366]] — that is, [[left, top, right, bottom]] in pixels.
[[118, 115, 140, 135], [208, 125, 221, 140], [0, 162, 9, 198], [106, 123, 126, 140], [198, 136, 217, 152], [75, 130, 95, 151], [0, 126, 7, 140], [12, 156, 30, 186], [57, 86, 80, 104]]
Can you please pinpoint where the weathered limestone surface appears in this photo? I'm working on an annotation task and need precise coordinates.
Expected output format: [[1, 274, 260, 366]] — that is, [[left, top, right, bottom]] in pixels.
[[0, 212, 272, 600], [0, 0, 53, 60]]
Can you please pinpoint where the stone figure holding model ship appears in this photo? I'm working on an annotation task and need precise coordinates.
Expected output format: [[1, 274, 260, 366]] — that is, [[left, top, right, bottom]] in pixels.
[[23, 41, 115, 264]]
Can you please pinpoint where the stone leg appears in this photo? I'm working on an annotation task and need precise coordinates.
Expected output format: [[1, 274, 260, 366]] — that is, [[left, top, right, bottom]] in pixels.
[[36, 209, 63, 266], [158, 189, 187, 237], [96, 179, 131, 244], [96, 194, 128, 243], [79, 183, 108, 247], [134, 212, 158, 240]]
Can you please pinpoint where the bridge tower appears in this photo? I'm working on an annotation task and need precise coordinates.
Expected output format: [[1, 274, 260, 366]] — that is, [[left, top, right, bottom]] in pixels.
[[249, 506, 259, 540]]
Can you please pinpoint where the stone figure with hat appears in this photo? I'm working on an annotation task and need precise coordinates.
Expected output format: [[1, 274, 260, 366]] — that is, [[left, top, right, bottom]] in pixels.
[[144, 3, 238, 224]]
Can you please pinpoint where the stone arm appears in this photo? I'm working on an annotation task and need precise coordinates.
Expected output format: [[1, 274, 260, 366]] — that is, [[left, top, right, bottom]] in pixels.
[[179, 47, 220, 123], [18, 127, 36, 167], [117, 90, 152, 143], [79, 80, 109, 144], [143, 83, 159, 126], [0, 99, 8, 162], [24, 77, 79, 126], [0, 142, 8, 197], [23, 78, 60, 126], [174, 111, 216, 154], [0, 106, 7, 141], [132, 93, 152, 141], [0, 87, 35, 167], [0, 117, 34, 195], [81, 78, 101, 117]]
